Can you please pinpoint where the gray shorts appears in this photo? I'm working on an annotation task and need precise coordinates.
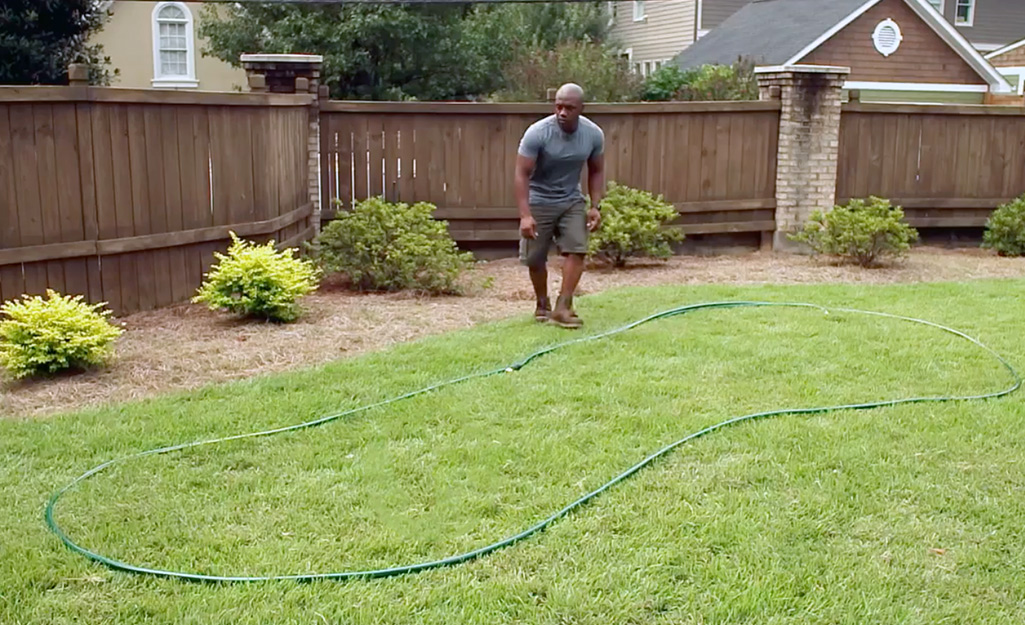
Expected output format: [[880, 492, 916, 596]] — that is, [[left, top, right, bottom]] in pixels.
[[519, 201, 588, 267]]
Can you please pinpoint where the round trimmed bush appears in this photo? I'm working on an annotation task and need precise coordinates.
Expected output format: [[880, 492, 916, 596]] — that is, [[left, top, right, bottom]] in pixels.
[[982, 194, 1025, 257], [0, 290, 123, 379], [315, 197, 474, 294], [789, 196, 919, 267], [587, 182, 684, 267], [192, 232, 321, 322]]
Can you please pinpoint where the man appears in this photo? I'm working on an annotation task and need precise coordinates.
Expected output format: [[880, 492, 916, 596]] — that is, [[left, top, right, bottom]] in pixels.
[[514, 83, 605, 329]]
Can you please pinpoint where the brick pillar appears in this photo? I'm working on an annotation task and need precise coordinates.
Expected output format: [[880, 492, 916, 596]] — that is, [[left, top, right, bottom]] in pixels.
[[242, 54, 325, 236], [756, 65, 850, 252]]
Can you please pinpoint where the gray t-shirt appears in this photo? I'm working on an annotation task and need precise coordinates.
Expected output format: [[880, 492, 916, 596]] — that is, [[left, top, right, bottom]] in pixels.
[[517, 114, 604, 207]]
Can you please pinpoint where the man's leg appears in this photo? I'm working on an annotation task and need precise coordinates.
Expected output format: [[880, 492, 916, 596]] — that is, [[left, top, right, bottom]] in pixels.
[[520, 207, 557, 321], [550, 203, 588, 328]]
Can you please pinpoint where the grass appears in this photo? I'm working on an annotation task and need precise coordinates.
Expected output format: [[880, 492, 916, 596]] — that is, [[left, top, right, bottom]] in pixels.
[[3, 280, 1025, 624]]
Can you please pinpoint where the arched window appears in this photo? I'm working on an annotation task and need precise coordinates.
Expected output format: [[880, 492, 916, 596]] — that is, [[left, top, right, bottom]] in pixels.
[[152, 2, 197, 88]]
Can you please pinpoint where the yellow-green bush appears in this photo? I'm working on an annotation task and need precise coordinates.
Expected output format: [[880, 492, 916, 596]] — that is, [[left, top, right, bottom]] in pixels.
[[587, 182, 684, 267], [0, 290, 123, 379], [192, 232, 321, 322]]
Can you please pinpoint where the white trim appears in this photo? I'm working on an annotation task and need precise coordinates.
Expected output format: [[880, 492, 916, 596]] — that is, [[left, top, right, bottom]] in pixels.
[[697, 29, 710, 39], [994, 66, 1025, 95], [755, 64, 851, 74], [782, 0, 1011, 94], [925, 0, 944, 14], [872, 19, 904, 57], [239, 53, 325, 64], [986, 39, 1025, 59], [954, 0, 975, 27], [151, 2, 197, 89], [782, 0, 879, 66], [632, 0, 646, 22], [975, 43, 1004, 53], [843, 80, 989, 92], [696, 0, 703, 31]]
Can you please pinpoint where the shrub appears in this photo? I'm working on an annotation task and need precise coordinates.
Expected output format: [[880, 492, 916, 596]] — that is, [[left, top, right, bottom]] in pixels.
[[982, 194, 1025, 256], [789, 196, 919, 267], [587, 182, 684, 267], [640, 65, 695, 101], [0, 290, 123, 379], [492, 39, 642, 102], [316, 197, 475, 294], [674, 59, 759, 101], [192, 232, 321, 322]]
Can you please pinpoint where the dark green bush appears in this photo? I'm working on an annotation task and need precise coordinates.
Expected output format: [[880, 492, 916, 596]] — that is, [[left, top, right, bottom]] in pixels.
[[982, 194, 1025, 256], [789, 196, 919, 267], [316, 197, 474, 294], [587, 182, 684, 267]]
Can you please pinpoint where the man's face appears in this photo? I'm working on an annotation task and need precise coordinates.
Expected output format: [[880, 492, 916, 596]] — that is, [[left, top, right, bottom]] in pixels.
[[554, 95, 582, 132]]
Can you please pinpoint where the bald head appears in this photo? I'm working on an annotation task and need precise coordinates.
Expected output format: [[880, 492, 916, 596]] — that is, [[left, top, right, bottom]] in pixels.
[[554, 83, 585, 132], [556, 83, 585, 102]]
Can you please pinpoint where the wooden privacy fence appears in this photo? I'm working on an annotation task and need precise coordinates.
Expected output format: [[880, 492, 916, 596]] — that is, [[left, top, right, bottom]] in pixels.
[[837, 102, 1025, 229], [0, 87, 314, 314], [320, 101, 781, 251]]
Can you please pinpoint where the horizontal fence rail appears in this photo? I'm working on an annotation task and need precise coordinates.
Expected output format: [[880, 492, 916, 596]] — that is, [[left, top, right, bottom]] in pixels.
[[837, 102, 1025, 229], [0, 87, 314, 314], [320, 101, 782, 250]]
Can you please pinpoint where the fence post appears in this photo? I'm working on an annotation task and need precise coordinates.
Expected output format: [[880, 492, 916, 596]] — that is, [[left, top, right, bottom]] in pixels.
[[756, 64, 850, 252], [240, 54, 325, 244]]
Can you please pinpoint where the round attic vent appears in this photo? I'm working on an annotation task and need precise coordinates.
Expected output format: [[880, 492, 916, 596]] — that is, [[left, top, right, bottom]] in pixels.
[[872, 19, 903, 57]]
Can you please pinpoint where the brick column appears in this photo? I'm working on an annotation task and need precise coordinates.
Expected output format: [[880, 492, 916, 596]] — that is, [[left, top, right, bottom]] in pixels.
[[242, 54, 325, 236], [756, 65, 850, 252]]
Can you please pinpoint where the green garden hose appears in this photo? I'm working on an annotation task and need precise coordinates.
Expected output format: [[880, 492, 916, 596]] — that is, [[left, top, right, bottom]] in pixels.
[[44, 301, 1022, 583]]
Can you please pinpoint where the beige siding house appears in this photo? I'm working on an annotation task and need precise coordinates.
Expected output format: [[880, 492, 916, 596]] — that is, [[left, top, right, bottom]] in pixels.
[[608, 0, 750, 76], [91, 1, 246, 91]]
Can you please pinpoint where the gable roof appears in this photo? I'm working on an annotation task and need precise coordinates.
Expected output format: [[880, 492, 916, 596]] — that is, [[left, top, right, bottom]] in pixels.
[[673, 0, 1011, 92]]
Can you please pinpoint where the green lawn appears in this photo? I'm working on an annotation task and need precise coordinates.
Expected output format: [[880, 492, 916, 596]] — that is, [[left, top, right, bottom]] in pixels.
[[3, 280, 1025, 624]]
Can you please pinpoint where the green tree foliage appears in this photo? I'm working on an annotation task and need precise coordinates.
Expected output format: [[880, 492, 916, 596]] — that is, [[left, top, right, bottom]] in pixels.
[[641, 59, 759, 102], [0, 0, 115, 85], [494, 39, 641, 102], [199, 1, 614, 101]]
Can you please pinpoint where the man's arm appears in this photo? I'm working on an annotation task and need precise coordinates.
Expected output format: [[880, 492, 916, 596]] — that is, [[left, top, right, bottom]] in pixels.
[[515, 154, 537, 239], [586, 152, 605, 231]]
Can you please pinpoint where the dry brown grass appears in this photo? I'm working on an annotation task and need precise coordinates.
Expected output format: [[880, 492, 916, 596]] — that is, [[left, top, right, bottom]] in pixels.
[[3, 247, 1023, 419]]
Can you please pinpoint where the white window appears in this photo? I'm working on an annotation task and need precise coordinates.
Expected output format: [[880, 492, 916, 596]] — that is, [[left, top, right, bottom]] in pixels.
[[633, 0, 646, 22], [607, 1, 617, 27], [152, 2, 198, 88], [955, 0, 975, 26]]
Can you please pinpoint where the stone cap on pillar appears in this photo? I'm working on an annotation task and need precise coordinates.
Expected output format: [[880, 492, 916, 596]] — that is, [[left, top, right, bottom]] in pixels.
[[753, 64, 851, 75], [241, 53, 324, 94]]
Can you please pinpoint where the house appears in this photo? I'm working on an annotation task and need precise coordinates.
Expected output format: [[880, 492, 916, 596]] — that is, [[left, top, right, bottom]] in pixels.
[[91, 1, 246, 91], [610, 0, 1025, 76], [926, 0, 1025, 53], [607, 0, 750, 77], [984, 36, 1025, 97], [671, 0, 1011, 104]]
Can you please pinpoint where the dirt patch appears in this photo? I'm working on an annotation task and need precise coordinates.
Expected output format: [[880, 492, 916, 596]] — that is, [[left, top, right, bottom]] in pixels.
[[3, 248, 1023, 419]]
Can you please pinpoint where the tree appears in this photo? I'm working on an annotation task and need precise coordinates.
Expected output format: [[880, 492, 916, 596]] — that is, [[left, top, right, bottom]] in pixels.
[[0, 0, 115, 85], [199, 1, 614, 101]]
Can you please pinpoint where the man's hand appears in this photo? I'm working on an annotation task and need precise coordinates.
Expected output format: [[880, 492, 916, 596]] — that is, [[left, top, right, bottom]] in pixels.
[[520, 215, 538, 239], [586, 207, 602, 232]]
